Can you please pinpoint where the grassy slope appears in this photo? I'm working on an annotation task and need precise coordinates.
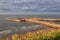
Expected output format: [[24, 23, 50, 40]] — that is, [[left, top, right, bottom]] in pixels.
[[18, 29, 60, 40], [0, 28, 60, 40]]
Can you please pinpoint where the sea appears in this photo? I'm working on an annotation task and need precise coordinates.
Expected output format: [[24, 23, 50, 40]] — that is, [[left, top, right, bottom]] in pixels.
[[0, 12, 60, 36]]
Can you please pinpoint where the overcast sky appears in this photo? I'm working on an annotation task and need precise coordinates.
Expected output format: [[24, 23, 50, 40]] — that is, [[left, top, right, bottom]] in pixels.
[[0, 0, 60, 12]]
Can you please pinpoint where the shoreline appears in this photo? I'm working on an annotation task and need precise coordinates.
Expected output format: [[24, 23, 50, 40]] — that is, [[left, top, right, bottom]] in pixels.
[[0, 27, 56, 40]]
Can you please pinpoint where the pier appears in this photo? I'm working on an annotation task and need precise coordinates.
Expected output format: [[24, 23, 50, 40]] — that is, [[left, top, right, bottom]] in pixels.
[[29, 18, 60, 22], [6, 18, 60, 29]]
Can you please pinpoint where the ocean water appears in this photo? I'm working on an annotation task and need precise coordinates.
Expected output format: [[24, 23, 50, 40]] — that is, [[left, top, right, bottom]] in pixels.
[[0, 12, 60, 35], [0, 13, 60, 30]]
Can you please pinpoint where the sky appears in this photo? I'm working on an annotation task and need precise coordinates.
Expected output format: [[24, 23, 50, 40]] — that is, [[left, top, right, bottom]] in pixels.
[[0, 0, 60, 12]]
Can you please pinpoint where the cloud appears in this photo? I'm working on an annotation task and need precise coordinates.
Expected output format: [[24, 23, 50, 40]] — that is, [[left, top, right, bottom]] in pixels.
[[15, 0, 38, 3], [0, 0, 60, 12]]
